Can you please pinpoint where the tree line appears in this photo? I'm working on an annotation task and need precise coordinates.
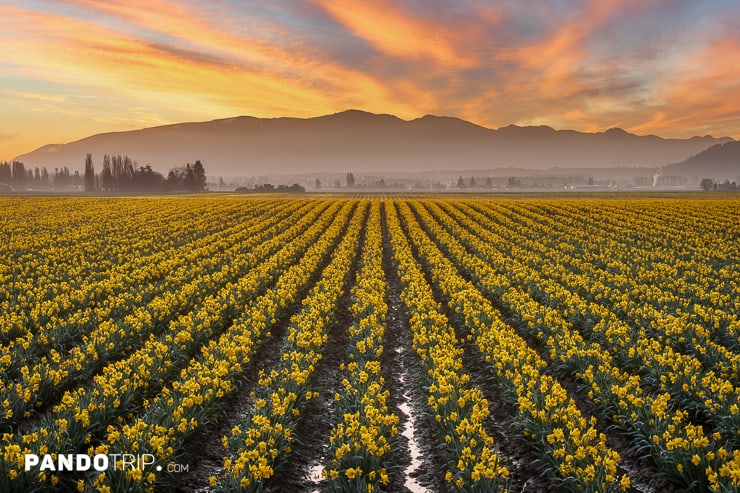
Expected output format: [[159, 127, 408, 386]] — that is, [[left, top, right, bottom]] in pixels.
[[1, 154, 207, 193], [700, 178, 738, 191], [0, 161, 77, 190]]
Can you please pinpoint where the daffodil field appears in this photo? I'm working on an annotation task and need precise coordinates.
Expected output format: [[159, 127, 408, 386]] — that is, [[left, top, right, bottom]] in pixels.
[[1, 195, 738, 492]]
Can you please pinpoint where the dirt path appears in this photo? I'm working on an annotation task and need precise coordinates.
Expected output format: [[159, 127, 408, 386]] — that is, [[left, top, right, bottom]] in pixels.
[[174, 283, 331, 492], [264, 203, 369, 493], [268, 295, 353, 493], [179, 312, 291, 493], [394, 201, 548, 491], [419, 266, 552, 492]]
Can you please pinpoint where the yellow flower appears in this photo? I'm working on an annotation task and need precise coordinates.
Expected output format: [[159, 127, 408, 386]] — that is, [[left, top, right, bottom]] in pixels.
[[621, 475, 631, 489]]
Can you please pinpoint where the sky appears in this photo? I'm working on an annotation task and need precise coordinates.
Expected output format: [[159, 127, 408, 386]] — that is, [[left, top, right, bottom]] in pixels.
[[1, 0, 739, 160]]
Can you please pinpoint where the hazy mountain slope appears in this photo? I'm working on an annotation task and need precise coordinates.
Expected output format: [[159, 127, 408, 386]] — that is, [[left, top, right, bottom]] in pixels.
[[662, 141, 740, 178], [14, 110, 733, 175]]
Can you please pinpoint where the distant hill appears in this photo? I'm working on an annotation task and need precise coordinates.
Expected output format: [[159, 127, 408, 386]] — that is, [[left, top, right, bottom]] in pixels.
[[662, 141, 740, 179], [13, 110, 733, 176]]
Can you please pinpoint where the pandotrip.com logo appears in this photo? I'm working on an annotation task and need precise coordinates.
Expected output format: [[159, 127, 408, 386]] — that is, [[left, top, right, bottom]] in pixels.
[[24, 453, 189, 474]]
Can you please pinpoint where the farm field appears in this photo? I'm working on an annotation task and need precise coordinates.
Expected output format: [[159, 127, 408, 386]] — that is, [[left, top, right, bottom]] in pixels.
[[1, 195, 739, 493]]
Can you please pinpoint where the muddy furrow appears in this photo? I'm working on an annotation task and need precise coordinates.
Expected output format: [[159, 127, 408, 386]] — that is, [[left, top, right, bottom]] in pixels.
[[434, 201, 674, 493], [398, 201, 549, 491], [407, 242, 547, 490], [381, 203, 426, 493], [382, 201, 454, 493]]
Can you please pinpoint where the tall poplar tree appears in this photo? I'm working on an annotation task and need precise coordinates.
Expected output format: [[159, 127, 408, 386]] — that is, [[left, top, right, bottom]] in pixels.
[[84, 153, 95, 192]]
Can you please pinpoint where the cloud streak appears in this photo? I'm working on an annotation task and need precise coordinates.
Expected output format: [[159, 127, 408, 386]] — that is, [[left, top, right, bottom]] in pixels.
[[0, 4, 416, 119], [310, 0, 488, 70], [0, 0, 738, 159], [630, 35, 740, 137]]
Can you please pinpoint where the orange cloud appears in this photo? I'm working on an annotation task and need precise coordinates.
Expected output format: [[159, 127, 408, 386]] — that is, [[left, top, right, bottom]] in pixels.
[[629, 36, 740, 138], [496, 0, 641, 102], [2, 91, 68, 104], [310, 0, 484, 70], [62, 0, 316, 75], [60, 0, 438, 116]]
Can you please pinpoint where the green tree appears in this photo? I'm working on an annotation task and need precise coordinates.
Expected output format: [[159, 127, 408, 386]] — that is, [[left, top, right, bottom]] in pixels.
[[184, 163, 195, 191], [192, 160, 207, 191], [0, 162, 11, 184]]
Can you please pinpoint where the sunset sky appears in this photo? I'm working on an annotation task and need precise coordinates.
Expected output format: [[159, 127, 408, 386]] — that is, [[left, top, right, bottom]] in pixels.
[[1, 0, 739, 161]]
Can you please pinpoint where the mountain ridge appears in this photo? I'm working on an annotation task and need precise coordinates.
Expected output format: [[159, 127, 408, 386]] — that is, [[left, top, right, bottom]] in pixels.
[[663, 141, 740, 178], [13, 110, 734, 176]]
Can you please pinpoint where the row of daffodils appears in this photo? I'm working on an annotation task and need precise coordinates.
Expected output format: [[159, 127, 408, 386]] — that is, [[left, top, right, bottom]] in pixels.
[[90, 200, 357, 492], [0, 200, 313, 432], [1, 199, 348, 491], [397, 201, 628, 492]]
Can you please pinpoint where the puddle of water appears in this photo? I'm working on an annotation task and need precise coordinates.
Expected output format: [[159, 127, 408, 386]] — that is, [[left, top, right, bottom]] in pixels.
[[306, 463, 325, 489], [398, 399, 430, 493]]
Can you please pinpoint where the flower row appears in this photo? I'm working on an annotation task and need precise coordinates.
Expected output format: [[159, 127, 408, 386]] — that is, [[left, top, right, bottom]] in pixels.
[[0, 200, 343, 492], [0, 200, 317, 433], [420, 199, 738, 491]]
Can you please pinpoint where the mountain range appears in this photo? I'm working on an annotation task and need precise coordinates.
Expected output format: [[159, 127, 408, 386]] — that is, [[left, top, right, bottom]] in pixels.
[[13, 110, 736, 177]]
